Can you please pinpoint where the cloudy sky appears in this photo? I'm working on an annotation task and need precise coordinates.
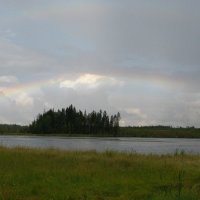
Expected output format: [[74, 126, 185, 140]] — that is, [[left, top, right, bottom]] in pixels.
[[0, 0, 200, 127]]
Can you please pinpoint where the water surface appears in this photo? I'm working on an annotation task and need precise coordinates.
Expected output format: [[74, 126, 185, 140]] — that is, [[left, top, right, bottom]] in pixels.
[[1, 135, 200, 154]]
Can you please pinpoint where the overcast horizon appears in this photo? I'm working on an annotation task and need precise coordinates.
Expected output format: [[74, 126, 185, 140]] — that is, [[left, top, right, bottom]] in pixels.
[[0, 0, 200, 127]]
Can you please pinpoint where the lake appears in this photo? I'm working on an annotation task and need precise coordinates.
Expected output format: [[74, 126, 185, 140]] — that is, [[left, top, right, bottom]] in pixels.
[[1, 135, 200, 154]]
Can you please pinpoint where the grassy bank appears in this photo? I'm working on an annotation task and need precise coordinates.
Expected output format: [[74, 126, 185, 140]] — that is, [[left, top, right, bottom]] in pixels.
[[0, 147, 200, 199]]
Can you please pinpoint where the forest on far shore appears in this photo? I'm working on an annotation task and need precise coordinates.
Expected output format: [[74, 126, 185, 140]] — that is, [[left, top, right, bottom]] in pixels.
[[0, 104, 200, 138]]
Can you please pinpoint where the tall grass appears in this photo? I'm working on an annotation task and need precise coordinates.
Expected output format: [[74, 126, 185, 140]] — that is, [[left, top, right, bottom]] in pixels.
[[0, 147, 200, 199]]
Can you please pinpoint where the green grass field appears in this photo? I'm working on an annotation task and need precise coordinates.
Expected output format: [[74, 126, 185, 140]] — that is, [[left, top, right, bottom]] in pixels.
[[0, 147, 200, 200]]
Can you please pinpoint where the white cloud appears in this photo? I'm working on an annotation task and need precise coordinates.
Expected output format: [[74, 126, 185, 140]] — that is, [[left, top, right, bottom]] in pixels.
[[15, 93, 34, 108], [125, 108, 147, 119], [0, 76, 18, 84], [60, 73, 119, 89]]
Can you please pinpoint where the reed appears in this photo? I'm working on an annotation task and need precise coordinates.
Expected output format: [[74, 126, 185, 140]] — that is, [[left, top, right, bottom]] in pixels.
[[0, 147, 200, 200]]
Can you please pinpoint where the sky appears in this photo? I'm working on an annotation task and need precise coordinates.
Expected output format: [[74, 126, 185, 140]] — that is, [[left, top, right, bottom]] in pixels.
[[0, 0, 200, 127]]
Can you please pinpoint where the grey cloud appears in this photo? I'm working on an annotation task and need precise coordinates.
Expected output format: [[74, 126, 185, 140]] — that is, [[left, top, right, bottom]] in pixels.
[[25, 0, 200, 86], [0, 38, 68, 80], [2, 1, 200, 82]]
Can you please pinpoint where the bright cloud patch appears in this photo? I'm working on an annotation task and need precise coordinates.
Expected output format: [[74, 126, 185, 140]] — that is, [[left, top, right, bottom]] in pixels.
[[15, 93, 34, 108], [125, 108, 147, 119], [0, 76, 18, 84], [60, 74, 117, 89]]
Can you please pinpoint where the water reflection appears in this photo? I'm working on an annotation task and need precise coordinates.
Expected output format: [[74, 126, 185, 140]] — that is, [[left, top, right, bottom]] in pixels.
[[0, 135, 200, 154]]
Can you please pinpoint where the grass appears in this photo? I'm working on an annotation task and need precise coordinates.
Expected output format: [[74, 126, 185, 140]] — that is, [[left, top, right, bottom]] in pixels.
[[0, 147, 200, 199]]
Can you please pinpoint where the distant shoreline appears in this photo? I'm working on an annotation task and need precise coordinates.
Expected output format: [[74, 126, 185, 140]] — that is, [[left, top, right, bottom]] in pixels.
[[1, 124, 200, 138]]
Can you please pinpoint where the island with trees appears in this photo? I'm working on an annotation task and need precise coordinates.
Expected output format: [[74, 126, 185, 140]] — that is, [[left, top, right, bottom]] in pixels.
[[29, 105, 121, 135], [0, 104, 200, 137]]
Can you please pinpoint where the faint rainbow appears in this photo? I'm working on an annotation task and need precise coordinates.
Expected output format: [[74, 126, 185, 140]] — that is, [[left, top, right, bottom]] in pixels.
[[0, 77, 62, 97], [0, 73, 182, 97], [129, 73, 183, 88]]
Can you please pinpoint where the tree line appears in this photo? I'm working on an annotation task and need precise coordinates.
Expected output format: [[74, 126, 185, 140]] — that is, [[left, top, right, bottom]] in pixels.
[[29, 105, 121, 135], [0, 124, 27, 134]]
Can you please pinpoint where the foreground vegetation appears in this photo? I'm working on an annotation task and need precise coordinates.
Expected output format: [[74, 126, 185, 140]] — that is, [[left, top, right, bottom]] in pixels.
[[1, 147, 200, 199]]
